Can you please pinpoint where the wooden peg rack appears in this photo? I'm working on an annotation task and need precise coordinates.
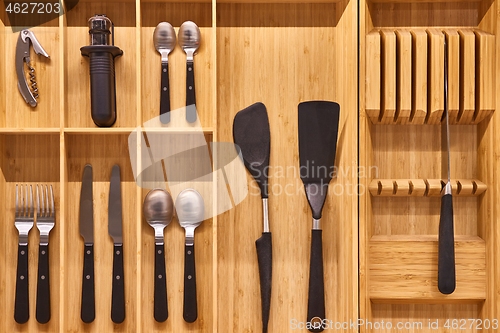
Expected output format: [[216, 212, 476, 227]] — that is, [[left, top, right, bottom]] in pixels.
[[366, 28, 495, 124], [369, 178, 487, 197]]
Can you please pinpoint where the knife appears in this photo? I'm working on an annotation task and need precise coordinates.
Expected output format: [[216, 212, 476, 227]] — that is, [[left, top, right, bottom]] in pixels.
[[79, 164, 95, 323], [109, 164, 125, 323], [438, 36, 456, 294]]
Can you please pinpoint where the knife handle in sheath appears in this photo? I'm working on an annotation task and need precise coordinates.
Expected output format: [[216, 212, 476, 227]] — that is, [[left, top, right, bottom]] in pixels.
[[307, 229, 325, 332], [256, 232, 272, 333], [154, 243, 168, 322], [111, 244, 125, 323], [160, 62, 171, 124], [36, 244, 51, 323], [186, 61, 197, 123], [438, 193, 456, 294], [81, 244, 95, 323], [14, 243, 29, 324], [183, 244, 197, 323]]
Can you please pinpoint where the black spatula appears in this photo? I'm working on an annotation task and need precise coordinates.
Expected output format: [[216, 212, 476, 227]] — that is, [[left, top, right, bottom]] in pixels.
[[233, 102, 272, 333], [298, 100, 340, 332]]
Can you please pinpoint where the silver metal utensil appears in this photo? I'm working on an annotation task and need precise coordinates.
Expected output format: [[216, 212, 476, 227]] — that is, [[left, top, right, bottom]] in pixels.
[[143, 189, 174, 322], [178, 21, 201, 123], [175, 188, 204, 323], [14, 184, 34, 324], [154, 22, 176, 124], [35, 184, 55, 324]]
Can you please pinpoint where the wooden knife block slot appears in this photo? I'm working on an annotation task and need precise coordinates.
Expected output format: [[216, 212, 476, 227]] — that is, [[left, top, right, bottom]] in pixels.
[[369, 178, 487, 197], [366, 28, 495, 124]]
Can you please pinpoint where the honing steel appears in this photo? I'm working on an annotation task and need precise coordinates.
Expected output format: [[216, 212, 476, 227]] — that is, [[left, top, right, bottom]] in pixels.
[[438, 37, 455, 295], [175, 189, 205, 323], [153, 22, 176, 124], [178, 21, 201, 123], [80, 15, 123, 127], [233, 102, 272, 333], [143, 189, 174, 322], [109, 165, 125, 323], [79, 164, 95, 323], [298, 101, 340, 332], [14, 184, 34, 324], [35, 184, 55, 324]]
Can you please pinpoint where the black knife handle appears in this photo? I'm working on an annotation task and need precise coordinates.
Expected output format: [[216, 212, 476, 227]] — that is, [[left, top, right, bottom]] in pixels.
[[256, 232, 272, 333], [36, 244, 50, 324], [81, 244, 95, 323], [183, 244, 197, 323], [307, 229, 325, 332], [111, 244, 125, 323], [154, 243, 168, 322], [14, 243, 29, 324], [438, 193, 456, 294], [160, 62, 171, 124], [186, 61, 197, 123]]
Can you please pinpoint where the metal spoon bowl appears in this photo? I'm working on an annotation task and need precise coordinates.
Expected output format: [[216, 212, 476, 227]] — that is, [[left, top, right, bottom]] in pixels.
[[153, 22, 176, 61], [178, 21, 201, 60], [143, 188, 174, 234], [176, 189, 205, 230]]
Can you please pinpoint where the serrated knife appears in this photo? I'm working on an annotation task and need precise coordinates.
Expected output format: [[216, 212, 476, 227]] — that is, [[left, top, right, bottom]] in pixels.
[[109, 164, 125, 323], [80, 164, 95, 323]]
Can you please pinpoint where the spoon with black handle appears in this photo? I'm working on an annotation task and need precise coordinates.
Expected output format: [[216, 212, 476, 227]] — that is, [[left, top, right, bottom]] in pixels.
[[153, 22, 176, 124], [178, 21, 201, 123], [143, 189, 174, 322]]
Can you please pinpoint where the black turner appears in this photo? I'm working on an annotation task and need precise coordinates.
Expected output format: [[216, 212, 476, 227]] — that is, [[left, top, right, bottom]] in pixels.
[[298, 100, 340, 332], [233, 102, 272, 333]]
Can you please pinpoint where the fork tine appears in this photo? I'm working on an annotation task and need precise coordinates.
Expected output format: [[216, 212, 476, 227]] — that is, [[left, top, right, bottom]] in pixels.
[[36, 184, 40, 217], [49, 185, 54, 217], [15, 184, 19, 216], [29, 185, 34, 218], [41, 184, 46, 217]]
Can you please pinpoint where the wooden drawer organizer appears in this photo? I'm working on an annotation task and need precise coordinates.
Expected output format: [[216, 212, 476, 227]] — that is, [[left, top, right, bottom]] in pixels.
[[360, 0, 499, 330], [0, 0, 359, 332]]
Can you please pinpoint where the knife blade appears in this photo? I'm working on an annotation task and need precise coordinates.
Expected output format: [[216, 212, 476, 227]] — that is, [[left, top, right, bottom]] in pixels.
[[79, 164, 95, 323], [438, 36, 456, 295], [109, 164, 125, 323]]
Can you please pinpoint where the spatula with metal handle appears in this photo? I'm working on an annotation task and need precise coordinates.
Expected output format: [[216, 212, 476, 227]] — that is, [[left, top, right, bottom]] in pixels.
[[298, 100, 340, 332], [438, 36, 455, 295], [233, 102, 272, 333]]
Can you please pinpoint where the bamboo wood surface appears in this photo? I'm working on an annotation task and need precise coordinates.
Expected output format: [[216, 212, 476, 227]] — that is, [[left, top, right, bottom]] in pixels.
[[1, 0, 499, 332], [216, 2, 358, 332], [360, 0, 499, 331]]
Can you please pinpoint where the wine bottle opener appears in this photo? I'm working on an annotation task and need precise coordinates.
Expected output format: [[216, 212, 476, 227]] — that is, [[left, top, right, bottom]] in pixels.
[[81, 14, 123, 127], [16, 29, 49, 108]]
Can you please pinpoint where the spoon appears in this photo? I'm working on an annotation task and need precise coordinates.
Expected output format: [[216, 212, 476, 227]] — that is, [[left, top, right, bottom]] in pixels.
[[175, 188, 205, 323], [143, 188, 174, 322], [178, 21, 201, 123], [153, 22, 176, 124]]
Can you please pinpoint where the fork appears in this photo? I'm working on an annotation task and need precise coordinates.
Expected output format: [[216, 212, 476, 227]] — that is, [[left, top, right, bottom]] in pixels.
[[14, 184, 34, 324], [35, 185, 55, 324]]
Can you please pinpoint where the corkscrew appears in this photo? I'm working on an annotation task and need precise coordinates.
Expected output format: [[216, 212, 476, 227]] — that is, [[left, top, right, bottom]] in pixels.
[[16, 29, 50, 108]]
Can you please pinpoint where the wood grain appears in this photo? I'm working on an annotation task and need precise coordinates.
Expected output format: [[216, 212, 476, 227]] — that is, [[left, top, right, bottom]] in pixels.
[[369, 236, 486, 303], [216, 1, 358, 332]]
